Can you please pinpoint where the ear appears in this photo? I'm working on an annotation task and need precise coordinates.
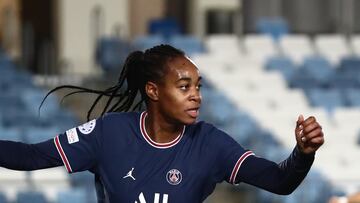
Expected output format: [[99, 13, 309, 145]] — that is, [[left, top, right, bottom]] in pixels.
[[145, 81, 159, 101]]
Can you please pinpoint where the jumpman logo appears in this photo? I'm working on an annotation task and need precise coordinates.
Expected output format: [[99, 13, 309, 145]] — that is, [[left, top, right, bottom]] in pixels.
[[123, 167, 136, 180]]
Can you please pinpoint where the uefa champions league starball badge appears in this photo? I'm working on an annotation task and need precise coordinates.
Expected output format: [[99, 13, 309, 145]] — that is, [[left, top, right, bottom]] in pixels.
[[78, 119, 96, 134], [166, 169, 182, 185]]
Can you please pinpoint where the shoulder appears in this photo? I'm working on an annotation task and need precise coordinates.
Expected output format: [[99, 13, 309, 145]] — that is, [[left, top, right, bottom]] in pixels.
[[97, 111, 140, 131], [187, 121, 231, 141], [100, 111, 140, 124]]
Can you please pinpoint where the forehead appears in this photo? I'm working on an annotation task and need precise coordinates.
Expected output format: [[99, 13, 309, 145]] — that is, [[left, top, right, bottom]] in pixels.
[[166, 56, 200, 79]]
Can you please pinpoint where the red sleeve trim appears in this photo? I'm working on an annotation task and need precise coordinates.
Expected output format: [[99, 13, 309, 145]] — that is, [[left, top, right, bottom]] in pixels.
[[229, 151, 254, 184], [53, 136, 73, 173]]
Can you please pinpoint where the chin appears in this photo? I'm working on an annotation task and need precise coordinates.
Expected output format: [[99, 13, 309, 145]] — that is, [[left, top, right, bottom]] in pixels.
[[183, 117, 197, 125]]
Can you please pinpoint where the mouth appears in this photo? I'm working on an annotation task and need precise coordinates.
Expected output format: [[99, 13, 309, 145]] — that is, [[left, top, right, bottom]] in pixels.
[[186, 107, 200, 118]]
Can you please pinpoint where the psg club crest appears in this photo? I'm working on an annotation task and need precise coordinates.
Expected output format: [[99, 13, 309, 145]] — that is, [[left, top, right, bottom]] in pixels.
[[166, 169, 182, 185]]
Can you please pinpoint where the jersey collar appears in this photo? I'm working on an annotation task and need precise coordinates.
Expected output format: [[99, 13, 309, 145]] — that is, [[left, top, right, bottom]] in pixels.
[[139, 111, 185, 149]]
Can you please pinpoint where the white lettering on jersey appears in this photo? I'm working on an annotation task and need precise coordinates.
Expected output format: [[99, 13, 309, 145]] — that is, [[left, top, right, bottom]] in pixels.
[[135, 192, 168, 203], [66, 128, 79, 144], [78, 119, 96, 134]]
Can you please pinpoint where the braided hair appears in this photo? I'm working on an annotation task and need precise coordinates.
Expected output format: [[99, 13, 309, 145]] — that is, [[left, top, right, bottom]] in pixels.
[[40, 44, 185, 121]]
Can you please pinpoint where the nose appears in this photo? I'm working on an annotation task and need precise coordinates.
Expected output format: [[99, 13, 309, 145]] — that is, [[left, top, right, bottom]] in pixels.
[[190, 89, 202, 103]]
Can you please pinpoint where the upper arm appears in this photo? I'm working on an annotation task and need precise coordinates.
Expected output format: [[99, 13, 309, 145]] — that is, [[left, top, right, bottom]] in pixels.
[[54, 118, 103, 173]]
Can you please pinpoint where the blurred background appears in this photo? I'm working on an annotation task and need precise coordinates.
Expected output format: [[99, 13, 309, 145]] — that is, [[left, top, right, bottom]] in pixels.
[[1, 0, 360, 202]]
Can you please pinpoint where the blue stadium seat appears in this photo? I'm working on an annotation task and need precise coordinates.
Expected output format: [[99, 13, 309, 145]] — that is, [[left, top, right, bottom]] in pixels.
[[23, 126, 60, 144], [70, 171, 94, 188], [148, 18, 181, 39], [330, 56, 360, 88], [329, 73, 359, 88], [302, 56, 334, 86], [169, 35, 204, 56], [1, 109, 51, 128], [256, 17, 289, 40], [132, 35, 166, 51], [0, 192, 8, 203], [22, 89, 60, 118], [57, 188, 87, 203], [16, 191, 48, 203], [344, 88, 360, 106], [306, 88, 345, 113], [265, 56, 296, 81], [95, 37, 130, 73], [0, 128, 23, 142], [289, 56, 334, 89], [338, 56, 360, 75]]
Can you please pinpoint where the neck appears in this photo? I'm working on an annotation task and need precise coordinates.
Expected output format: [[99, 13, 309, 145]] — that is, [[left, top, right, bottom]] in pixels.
[[144, 110, 184, 143]]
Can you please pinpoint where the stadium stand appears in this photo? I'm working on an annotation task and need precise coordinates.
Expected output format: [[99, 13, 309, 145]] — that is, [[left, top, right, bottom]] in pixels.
[[196, 32, 360, 202], [2, 23, 360, 202], [0, 52, 95, 202]]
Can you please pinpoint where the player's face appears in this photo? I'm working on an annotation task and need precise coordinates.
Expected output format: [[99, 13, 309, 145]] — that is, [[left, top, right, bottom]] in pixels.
[[157, 56, 202, 125]]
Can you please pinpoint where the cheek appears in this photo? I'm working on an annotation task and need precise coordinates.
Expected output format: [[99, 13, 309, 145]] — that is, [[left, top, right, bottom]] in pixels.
[[164, 90, 187, 107]]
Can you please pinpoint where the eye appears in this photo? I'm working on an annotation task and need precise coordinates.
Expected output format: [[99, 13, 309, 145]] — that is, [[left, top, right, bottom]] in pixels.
[[180, 84, 189, 91], [196, 84, 202, 90]]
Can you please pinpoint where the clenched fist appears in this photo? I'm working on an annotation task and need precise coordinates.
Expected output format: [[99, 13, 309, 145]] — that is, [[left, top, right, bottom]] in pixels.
[[295, 115, 324, 154]]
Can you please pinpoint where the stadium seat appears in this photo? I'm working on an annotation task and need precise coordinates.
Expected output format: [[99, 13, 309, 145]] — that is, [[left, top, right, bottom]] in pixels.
[[95, 37, 129, 73], [69, 171, 94, 188], [0, 192, 7, 203], [290, 56, 334, 89], [255, 17, 289, 40], [132, 35, 166, 51], [21, 88, 63, 121], [351, 35, 360, 56], [344, 88, 360, 107], [23, 126, 60, 144], [338, 56, 360, 75], [306, 88, 345, 113], [148, 18, 181, 39], [328, 56, 360, 88], [57, 188, 87, 203], [314, 34, 351, 65], [16, 191, 49, 203], [0, 128, 23, 142], [278, 34, 315, 64], [264, 56, 296, 81], [169, 35, 204, 56], [243, 34, 278, 62], [205, 34, 243, 57]]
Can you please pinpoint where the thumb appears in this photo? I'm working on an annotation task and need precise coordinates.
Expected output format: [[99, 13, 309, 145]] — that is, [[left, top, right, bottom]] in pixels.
[[297, 114, 304, 126]]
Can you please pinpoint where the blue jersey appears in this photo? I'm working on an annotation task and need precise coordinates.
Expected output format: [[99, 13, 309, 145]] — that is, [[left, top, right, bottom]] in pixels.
[[54, 111, 254, 202], [0, 111, 314, 203]]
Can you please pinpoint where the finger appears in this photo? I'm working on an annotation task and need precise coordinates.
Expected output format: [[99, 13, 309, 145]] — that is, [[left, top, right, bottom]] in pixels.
[[303, 116, 316, 126], [303, 122, 321, 134], [304, 127, 323, 140], [308, 134, 325, 145]]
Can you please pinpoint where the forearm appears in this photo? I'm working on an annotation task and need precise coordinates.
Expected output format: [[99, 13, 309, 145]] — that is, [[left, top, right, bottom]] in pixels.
[[0, 140, 63, 171], [237, 146, 314, 195]]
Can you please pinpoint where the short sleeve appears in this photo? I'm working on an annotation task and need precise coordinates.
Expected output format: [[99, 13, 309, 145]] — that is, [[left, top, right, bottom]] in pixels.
[[53, 118, 102, 173], [210, 127, 254, 185]]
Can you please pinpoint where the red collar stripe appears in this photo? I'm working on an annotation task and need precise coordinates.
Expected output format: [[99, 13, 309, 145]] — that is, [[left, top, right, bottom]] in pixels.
[[139, 112, 185, 149], [229, 151, 254, 184], [54, 136, 73, 173]]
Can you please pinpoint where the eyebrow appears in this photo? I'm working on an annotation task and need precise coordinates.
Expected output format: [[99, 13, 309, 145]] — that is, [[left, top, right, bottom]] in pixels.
[[176, 76, 202, 83]]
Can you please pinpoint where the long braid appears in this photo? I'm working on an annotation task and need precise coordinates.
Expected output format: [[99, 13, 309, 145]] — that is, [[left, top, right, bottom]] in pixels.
[[40, 44, 184, 121]]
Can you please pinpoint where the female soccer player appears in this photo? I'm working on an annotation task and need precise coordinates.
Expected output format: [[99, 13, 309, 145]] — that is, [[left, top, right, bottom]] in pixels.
[[0, 45, 324, 203]]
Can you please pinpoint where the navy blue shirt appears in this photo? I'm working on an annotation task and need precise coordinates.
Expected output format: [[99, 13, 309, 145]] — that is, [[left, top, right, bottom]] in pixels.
[[0, 111, 315, 203]]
